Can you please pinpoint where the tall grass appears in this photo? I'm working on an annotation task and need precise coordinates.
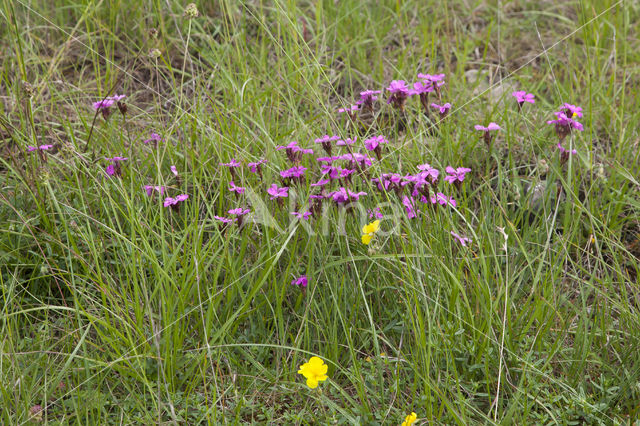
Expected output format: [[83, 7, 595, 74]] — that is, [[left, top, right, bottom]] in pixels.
[[1, 0, 639, 423]]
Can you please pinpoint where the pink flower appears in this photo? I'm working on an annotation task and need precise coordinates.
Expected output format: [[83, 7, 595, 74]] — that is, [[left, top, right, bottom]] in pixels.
[[450, 231, 471, 246], [424, 192, 457, 207], [336, 138, 356, 146], [340, 168, 355, 179], [512, 91, 535, 105], [359, 90, 381, 108], [368, 207, 383, 219], [364, 135, 388, 151], [409, 81, 434, 96], [431, 102, 451, 115], [474, 123, 501, 132], [27, 144, 53, 152], [474, 123, 501, 147], [144, 132, 163, 144], [547, 111, 583, 140], [386, 80, 410, 109], [267, 184, 289, 199], [92, 94, 125, 116], [220, 159, 241, 168], [143, 185, 165, 196], [310, 179, 330, 187], [277, 141, 313, 163], [444, 166, 471, 184], [561, 103, 583, 118], [163, 194, 189, 208], [291, 275, 308, 288], [291, 211, 312, 220], [435, 192, 457, 207], [229, 181, 246, 194], [315, 135, 341, 144], [93, 98, 115, 111], [228, 207, 250, 226], [387, 80, 410, 94], [280, 166, 307, 179], [170, 165, 179, 177], [402, 196, 418, 219], [338, 152, 374, 167], [328, 187, 366, 204], [214, 215, 236, 224], [228, 207, 250, 216], [417, 73, 446, 84], [104, 156, 127, 177], [248, 159, 267, 173], [338, 105, 359, 113], [417, 164, 440, 183], [556, 143, 577, 155]]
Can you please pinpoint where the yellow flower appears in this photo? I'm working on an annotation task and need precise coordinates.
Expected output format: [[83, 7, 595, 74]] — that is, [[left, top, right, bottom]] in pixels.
[[297, 356, 328, 389], [401, 412, 417, 426], [361, 220, 380, 245], [362, 220, 380, 235]]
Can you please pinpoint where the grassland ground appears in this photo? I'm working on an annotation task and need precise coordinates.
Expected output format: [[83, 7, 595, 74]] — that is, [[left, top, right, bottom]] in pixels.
[[1, 0, 639, 424]]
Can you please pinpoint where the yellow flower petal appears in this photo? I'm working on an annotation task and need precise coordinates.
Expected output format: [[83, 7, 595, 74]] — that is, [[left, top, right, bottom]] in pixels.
[[401, 412, 417, 426], [362, 220, 381, 235], [361, 234, 373, 245]]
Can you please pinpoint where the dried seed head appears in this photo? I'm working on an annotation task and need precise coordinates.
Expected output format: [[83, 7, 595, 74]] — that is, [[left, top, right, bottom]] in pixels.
[[184, 3, 199, 19], [149, 48, 162, 59], [537, 158, 549, 175], [22, 81, 34, 98]]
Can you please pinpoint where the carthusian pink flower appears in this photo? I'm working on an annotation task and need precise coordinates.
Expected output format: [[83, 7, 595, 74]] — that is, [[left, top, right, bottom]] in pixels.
[[310, 178, 330, 187], [315, 135, 340, 155], [337, 105, 359, 118], [556, 143, 577, 165], [336, 138, 356, 146], [93, 94, 126, 118], [144, 185, 165, 196], [248, 159, 267, 175], [267, 184, 289, 200], [144, 132, 163, 145], [276, 141, 313, 163], [386, 80, 410, 110], [163, 194, 189, 209], [417, 164, 440, 183], [402, 196, 418, 219], [561, 103, 583, 118], [27, 144, 53, 151], [474, 122, 501, 148], [358, 90, 382, 109], [228, 207, 250, 226], [229, 180, 245, 195], [291, 275, 308, 288], [280, 166, 307, 182], [512, 91, 535, 106], [104, 156, 128, 177], [214, 215, 237, 224], [430, 102, 451, 119], [368, 207, 383, 219], [444, 166, 471, 185], [219, 158, 241, 168], [450, 231, 471, 246], [364, 135, 388, 160], [220, 158, 241, 179], [547, 110, 583, 140], [291, 211, 312, 220], [93, 98, 115, 111]]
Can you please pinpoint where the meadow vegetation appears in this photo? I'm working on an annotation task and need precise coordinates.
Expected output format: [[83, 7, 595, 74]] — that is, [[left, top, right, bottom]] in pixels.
[[1, 0, 639, 423]]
